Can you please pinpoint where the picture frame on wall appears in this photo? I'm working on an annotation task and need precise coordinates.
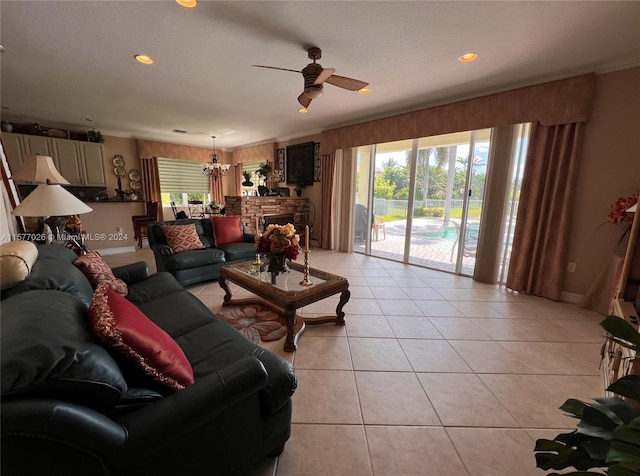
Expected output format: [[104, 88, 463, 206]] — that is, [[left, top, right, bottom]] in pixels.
[[286, 142, 314, 186], [277, 148, 285, 174], [313, 143, 321, 182]]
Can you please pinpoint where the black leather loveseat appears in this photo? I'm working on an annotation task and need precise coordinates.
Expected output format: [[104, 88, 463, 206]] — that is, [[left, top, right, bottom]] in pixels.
[[1, 244, 297, 476], [148, 218, 257, 286]]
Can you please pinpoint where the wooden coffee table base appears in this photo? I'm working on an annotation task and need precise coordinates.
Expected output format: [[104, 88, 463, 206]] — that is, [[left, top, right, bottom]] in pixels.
[[218, 262, 350, 352], [217, 290, 350, 352]]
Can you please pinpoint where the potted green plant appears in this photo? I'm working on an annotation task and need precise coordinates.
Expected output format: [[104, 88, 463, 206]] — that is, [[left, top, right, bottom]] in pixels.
[[290, 174, 306, 197], [242, 171, 254, 187], [257, 163, 272, 184], [87, 128, 104, 143], [533, 315, 640, 475]]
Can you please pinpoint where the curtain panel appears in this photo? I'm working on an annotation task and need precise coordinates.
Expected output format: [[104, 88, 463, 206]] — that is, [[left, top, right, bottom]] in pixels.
[[319, 152, 336, 249], [506, 122, 585, 300], [140, 157, 164, 222], [320, 74, 595, 155]]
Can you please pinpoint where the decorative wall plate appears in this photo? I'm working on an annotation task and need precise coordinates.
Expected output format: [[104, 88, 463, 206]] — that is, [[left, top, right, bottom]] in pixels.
[[130, 180, 141, 190], [113, 155, 125, 167], [129, 169, 140, 181], [114, 166, 127, 177]]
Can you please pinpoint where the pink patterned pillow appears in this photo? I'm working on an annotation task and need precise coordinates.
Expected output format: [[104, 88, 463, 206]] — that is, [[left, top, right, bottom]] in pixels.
[[161, 224, 205, 252], [89, 282, 194, 391], [73, 251, 128, 296]]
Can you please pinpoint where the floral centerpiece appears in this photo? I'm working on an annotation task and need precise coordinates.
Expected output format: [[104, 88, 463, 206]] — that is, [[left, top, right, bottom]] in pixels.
[[256, 223, 300, 261]]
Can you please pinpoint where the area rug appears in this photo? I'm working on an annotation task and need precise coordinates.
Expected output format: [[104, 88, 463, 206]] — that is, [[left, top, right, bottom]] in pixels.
[[216, 304, 287, 344]]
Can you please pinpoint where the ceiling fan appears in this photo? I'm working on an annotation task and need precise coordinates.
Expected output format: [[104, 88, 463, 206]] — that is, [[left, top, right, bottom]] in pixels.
[[253, 47, 369, 108]]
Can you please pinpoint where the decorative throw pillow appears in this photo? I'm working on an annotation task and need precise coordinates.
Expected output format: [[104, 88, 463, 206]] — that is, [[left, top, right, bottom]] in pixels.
[[88, 282, 195, 391], [211, 216, 244, 246], [73, 250, 128, 296], [161, 224, 204, 252], [0, 241, 39, 289]]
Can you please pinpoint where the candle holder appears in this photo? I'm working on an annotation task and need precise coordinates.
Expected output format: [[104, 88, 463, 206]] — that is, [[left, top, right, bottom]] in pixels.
[[299, 249, 313, 286]]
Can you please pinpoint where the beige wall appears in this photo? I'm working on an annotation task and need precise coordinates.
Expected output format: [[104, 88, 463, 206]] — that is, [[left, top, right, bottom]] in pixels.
[[564, 66, 640, 295], [82, 135, 143, 251]]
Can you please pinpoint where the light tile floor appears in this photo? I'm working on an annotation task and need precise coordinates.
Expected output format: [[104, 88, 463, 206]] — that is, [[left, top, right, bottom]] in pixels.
[[104, 247, 606, 476]]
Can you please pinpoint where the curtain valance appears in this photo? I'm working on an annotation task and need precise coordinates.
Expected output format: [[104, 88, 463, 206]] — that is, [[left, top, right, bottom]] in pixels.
[[136, 139, 218, 163], [320, 73, 595, 155], [232, 142, 277, 166]]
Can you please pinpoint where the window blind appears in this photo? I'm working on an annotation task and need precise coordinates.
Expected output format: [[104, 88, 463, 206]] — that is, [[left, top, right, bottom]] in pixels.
[[157, 157, 209, 193]]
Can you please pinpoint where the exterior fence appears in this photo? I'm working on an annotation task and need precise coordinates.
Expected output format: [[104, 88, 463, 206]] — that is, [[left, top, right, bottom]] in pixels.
[[373, 198, 485, 216]]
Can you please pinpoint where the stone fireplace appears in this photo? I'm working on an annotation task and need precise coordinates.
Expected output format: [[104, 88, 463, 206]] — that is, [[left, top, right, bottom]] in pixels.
[[224, 196, 309, 235]]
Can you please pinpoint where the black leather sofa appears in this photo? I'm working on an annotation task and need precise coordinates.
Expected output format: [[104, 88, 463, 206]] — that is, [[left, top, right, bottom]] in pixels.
[[148, 218, 257, 286], [1, 245, 297, 476]]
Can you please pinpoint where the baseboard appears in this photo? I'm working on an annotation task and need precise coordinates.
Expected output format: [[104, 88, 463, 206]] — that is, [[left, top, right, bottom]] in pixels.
[[560, 291, 582, 304], [95, 246, 136, 256]]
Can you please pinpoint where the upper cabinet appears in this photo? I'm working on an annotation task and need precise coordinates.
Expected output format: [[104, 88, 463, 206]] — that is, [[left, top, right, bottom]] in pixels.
[[1, 132, 107, 187], [78, 142, 106, 186]]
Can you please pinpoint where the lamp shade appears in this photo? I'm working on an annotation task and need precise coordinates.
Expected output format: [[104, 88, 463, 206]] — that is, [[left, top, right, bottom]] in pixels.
[[11, 184, 93, 217], [11, 154, 70, 184]]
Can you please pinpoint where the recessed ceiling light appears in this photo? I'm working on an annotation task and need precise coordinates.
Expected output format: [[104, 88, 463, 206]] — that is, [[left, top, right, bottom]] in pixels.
[[358, 87, 371, 95], [176, 0, 197, 7], [81, 117, 93, 122], [134, 54, 154, 65], [298, 108, 309, 114], [0, 45, 5, 53], [458, 52, 478, 63]]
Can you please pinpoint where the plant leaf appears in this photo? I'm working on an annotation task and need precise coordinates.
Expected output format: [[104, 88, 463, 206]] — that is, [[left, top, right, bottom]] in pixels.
[[592, 396, 640, 425], [608, 465, 640, 476], [606, 417, 640, 469], [600, 316, 640, 350], [561, 398, 589, 418], [607, 375, 640, 402]]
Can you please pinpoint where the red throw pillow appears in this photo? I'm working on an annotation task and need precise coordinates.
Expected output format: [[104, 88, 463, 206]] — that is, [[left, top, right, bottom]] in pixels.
[[211, 216, 244, 246], [73, 250, 128, 296], [88, 282, 194, 391], [161, 224, 204, 252]]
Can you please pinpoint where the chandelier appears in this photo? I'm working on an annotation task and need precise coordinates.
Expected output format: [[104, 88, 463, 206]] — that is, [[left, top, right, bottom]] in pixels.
[[202, 135, 230, 180]]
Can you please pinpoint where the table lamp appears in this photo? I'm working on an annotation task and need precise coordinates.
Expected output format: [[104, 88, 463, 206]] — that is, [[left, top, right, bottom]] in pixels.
[[10, 155, 92, 242]]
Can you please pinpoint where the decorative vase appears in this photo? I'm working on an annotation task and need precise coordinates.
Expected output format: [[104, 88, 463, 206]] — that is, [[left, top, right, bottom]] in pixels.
[[268, 253, 288, 284], [258, 185, 268, 196]]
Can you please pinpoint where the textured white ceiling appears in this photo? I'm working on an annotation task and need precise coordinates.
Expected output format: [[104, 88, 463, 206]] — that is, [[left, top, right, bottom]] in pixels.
[[1, 1, 639, 150]]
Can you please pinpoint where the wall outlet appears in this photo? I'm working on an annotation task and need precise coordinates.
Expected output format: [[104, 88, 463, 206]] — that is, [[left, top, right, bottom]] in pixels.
[[567, 262, 576, 273]]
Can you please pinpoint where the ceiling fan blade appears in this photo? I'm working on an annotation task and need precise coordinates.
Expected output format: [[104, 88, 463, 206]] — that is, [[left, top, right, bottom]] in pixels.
[[252, 65, 301, 74], [313, 68, 336, 85], [297, 93, 312, 108], [325, 74, 369, 91]]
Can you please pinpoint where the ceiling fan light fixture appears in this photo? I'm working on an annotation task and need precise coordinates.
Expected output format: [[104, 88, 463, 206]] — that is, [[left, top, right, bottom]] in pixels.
[[298, 108, 309, 114], [175, 0, 197, 7], [134, 54, 154, 65], [304, 86, 323, 99], [358, 87, 371, 95], [458, 52, 478, 63]]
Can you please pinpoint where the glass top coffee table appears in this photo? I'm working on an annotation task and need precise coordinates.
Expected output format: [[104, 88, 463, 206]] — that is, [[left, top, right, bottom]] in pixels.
[[219, 260, 350, 352]]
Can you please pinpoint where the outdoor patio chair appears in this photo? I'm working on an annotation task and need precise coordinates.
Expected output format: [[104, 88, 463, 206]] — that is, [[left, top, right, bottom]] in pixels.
[[373, 215, 386, 241]]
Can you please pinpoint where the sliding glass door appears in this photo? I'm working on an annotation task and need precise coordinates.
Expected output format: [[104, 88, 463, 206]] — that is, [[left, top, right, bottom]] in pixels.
[[353, 126, 526, 281]]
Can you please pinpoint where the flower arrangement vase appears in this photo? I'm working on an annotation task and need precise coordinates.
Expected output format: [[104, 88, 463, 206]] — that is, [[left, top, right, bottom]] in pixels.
[[268, 253, 288, 284]]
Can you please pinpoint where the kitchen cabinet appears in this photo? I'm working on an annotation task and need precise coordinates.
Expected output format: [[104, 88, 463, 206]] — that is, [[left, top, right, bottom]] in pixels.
[[1, 132, 26, 173], [0, 132, 106, 186]]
